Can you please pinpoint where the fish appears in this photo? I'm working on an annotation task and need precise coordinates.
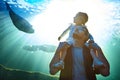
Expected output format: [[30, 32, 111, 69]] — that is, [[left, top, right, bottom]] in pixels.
[[5, 2, 34, 33], [23, 45, 56, 53]]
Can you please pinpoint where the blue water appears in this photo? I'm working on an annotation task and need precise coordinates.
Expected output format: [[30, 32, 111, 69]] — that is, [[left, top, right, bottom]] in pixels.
[[0, 0, 120, 80]]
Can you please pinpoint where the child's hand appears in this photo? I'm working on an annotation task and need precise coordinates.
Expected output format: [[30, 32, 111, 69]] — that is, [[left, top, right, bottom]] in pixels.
[[88, 42, 100, 50], [58, 36, 61, 41], [88, 40, 94, 43]]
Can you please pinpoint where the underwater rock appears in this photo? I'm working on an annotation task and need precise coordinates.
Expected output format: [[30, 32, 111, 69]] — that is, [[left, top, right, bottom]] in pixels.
[[5, 2, 34, 34], [0, 64, 58, 80]]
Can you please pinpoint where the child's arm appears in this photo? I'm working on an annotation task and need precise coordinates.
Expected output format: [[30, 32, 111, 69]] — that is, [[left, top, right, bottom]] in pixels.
[[58, 25, 71, 41], [83, 25, 94, 42], [89, 33, 94, 42], [83, 26, 94, 42]]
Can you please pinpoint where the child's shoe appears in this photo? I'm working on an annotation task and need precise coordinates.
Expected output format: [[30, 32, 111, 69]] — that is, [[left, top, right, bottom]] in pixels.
[[93, 58, 104, 69], [53, 60, 64, 69]]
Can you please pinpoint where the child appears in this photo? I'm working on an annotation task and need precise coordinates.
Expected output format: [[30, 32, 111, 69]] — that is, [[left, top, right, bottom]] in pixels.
[[53, 12, 103, 70]]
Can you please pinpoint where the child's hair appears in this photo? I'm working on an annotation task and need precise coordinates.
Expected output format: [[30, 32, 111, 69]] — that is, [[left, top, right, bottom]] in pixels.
[[77, 12, 88, 25]]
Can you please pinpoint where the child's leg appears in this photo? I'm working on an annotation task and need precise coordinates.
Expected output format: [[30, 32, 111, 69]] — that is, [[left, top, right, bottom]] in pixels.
[[53, 42, 70, 69], [60, 42, 70, 61], [90, 49, 104, 67]]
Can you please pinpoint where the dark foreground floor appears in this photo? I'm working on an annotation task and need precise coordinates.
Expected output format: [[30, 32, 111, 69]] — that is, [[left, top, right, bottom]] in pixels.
[[0, 64, 58, 80]]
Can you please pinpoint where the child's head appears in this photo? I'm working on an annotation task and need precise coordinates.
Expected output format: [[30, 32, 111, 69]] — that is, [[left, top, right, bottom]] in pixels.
[[74, 12, 88, 25]]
